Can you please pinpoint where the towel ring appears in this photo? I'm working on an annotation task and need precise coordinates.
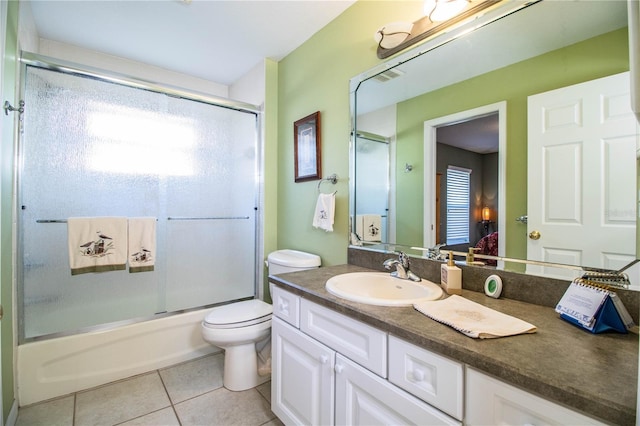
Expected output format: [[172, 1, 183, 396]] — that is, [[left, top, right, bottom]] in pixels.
[[317, 174, 338, 193]]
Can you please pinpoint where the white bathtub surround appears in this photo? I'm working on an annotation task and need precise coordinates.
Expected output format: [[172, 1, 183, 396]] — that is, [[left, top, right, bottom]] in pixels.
[[17, 308, 217, 406]]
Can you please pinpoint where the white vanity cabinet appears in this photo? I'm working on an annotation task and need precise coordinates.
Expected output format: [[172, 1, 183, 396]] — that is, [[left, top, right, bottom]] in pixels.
[[465, 368, 605, 425], [271, 317, 335, 425], [335, 354, 460, 425], [271, 286, 461, 426]]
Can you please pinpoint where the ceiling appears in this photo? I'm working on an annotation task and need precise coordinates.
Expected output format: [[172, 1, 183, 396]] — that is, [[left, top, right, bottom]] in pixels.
[[437, 113, 498, 154], [27, 0, 356, 86]]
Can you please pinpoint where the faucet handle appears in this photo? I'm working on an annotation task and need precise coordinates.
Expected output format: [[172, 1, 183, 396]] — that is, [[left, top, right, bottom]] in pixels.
[[398, 251, 410, 268]]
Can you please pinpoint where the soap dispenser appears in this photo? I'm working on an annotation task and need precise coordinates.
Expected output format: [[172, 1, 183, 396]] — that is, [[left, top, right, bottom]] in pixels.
[[441, 251, 462, 295], [466, 247, 479, 264]]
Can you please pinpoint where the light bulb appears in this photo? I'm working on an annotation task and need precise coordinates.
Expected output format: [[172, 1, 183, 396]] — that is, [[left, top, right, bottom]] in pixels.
[[425, 0, 468, 22]]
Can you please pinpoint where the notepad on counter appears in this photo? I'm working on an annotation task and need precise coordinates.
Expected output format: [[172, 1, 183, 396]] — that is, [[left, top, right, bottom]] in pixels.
[[555, 279, 634, 333]]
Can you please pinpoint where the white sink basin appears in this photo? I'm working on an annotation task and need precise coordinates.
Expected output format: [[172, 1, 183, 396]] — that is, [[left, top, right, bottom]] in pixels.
[[325, 272, 443, 306]]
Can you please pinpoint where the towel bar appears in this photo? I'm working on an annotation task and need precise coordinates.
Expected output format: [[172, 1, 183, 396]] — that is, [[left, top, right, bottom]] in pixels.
[[167, 216, 250, 221], [317, 174, 338, 193], [37, 217, 248, 223]]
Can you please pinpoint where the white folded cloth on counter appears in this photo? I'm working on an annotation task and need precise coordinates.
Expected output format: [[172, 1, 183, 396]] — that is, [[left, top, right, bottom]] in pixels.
[[68, 217, 128, 275], [414, 295, 537, 339], [128, 217, 156, 273], [312, 192, 336, 232]]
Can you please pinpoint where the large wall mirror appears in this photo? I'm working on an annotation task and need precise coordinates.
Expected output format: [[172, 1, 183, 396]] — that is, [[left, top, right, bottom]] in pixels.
[[350, 0, 640, 287]]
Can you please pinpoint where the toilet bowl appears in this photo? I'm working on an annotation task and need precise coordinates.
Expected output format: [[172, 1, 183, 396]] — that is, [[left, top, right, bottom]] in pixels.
[[201, 299, 272, 391], [201, 249, 321, 391]]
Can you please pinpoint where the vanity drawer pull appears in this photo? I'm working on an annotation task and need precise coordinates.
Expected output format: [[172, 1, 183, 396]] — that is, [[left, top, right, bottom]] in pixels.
[[410, 369, 425, 382]]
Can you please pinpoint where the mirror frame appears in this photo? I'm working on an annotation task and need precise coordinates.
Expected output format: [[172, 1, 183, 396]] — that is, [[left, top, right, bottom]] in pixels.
[[348, 0, 638, 284]]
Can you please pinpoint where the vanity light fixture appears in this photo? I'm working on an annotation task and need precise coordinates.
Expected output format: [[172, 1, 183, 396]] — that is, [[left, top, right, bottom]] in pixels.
[[374, 22, 414, 50], [425, 0, 469, 22], [376, 0, 502, 59]]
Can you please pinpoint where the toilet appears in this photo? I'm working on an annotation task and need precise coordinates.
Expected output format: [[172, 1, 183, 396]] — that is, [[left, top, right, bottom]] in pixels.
[[201, 249, 320, 391]]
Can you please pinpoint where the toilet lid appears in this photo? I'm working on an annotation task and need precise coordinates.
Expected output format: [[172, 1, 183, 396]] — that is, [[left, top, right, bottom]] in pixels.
[[204, 299, 273, 327]]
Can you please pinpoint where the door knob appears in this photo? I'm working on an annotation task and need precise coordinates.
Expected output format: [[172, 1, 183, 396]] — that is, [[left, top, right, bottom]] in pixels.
[[529, 230, 541, 240]]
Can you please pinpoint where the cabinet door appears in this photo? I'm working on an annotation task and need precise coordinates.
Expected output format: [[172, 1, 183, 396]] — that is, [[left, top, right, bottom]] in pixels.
[[335, 354, 460, 426], [272, 317, 335, 426], [466, 368, 604, 425]]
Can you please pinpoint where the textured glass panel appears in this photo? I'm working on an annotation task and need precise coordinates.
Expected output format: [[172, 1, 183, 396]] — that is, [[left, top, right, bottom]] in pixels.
[[165, 218, 255, 311], [354, 137, 389, 240], [164, 97, 258, 310], [164, 98, 257, 216], [19, 66, 258, 339], [21, 67, 162, 338]]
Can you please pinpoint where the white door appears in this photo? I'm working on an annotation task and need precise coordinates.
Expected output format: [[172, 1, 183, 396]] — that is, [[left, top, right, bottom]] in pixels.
[[527, 72, 638, 279], [335, 354, 460, 426], [271, 317, 335, 426]]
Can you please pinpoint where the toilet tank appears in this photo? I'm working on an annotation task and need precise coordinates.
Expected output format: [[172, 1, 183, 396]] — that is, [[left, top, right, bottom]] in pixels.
[[267, 249, 321, 275]]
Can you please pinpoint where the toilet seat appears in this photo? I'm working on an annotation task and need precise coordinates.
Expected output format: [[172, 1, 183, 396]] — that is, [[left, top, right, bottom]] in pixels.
[[203, 299, 272, 329]]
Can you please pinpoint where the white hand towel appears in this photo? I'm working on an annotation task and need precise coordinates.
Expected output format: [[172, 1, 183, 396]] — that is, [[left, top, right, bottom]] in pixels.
[[128, 217, 156, 273], [67, 217, 128, 275], [362, 214, 382, 242], [312, 192, 336, 232], [414, 295, 537, 339]]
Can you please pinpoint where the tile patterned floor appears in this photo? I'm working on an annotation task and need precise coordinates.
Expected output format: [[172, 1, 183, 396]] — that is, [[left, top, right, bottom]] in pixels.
[[15, 353, 283, 426]]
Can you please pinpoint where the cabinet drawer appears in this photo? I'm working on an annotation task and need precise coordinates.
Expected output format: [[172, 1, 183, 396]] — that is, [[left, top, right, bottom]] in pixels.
[[271, 285, 300, 328], [335, 354, 460, 426], [388, 335, 463, 421], [466, 368, 604, 425], [300, 299, 387, 378]]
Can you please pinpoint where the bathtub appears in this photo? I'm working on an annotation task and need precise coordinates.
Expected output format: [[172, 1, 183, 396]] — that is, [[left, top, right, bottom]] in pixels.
[[17, 308, 218, 406]]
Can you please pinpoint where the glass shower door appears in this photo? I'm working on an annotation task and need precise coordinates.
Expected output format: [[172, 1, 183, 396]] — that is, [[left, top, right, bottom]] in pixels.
[[19, 64, 259, 340]]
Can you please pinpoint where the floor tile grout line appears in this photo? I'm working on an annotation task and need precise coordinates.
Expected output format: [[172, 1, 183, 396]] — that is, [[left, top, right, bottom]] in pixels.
[[72, 393, 77, 426], [156, 367, 184, 426]]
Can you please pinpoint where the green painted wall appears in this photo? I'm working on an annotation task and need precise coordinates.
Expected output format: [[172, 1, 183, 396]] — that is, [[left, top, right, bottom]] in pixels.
[[263, 58, 278, 301], [395, 28, 629, 262], [276, 1, 422, 266], [277, 0, 628, 267], [1, 0, 18, 420]]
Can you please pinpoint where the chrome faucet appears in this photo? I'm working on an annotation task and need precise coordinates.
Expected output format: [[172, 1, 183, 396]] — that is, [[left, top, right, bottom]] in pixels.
[[426, 243, 446, 260], [383, 251, 421, 282]]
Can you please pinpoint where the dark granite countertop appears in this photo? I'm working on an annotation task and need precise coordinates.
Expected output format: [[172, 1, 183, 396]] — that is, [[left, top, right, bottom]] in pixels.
[[269, 264, 638, 425]]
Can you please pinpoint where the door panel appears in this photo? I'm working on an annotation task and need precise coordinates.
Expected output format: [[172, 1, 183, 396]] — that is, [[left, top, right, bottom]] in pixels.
[[527, 72, 638, 279], [271, 318, 335, 426]]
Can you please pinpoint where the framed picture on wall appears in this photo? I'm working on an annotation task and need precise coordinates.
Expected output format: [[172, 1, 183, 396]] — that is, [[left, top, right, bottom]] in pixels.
[[294, 111, 321, 182]]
